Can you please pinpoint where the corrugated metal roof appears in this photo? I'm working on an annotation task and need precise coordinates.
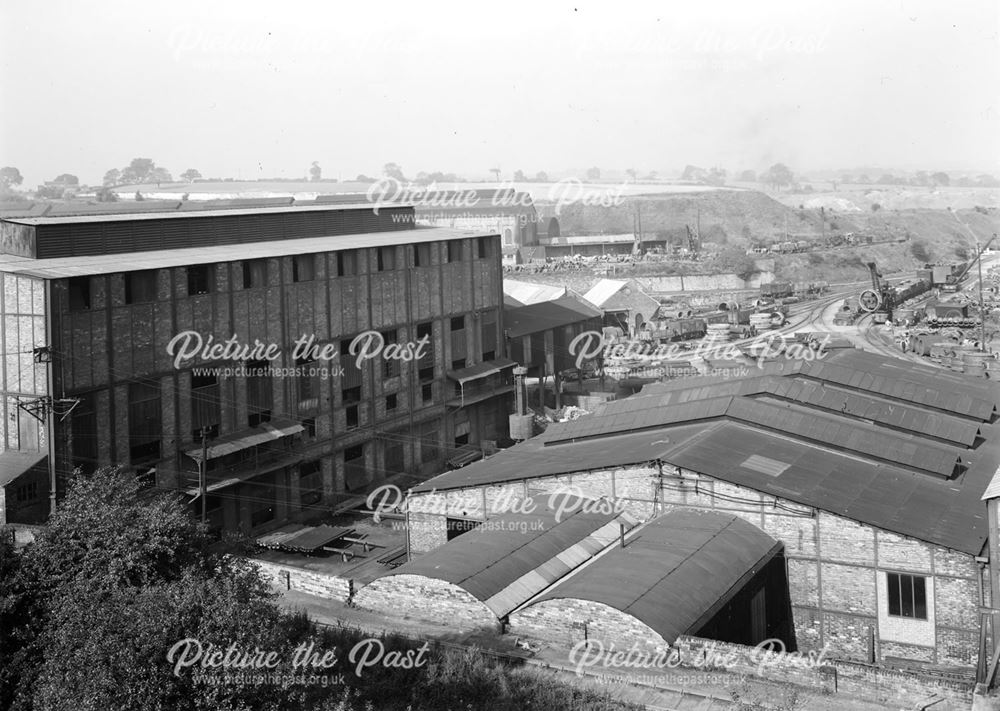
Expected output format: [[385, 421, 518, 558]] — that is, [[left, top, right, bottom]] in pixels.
[[582, 279, 628, 307], [383, 501, 634, 616], [0, 226, 491, 279], [505, 296, 603, 338], [803, 350, 995, 420], [413, 349, 1000, 554], [502, 280, 569, 306], [447, 358, 518, 384], [666, 422, 996, 555], [528, 509, 780, 644]]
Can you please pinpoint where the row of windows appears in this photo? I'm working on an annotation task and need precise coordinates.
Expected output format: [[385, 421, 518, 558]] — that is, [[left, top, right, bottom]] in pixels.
[[67, 238, 497, 311]]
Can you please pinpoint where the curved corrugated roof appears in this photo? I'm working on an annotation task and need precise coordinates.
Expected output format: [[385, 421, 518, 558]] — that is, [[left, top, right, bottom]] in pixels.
[[383, 499, 637, 617], [527, 509, 781, 645]]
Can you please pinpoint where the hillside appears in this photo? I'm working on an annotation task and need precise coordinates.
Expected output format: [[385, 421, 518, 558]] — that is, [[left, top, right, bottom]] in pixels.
[[554, 189, 854, 246]]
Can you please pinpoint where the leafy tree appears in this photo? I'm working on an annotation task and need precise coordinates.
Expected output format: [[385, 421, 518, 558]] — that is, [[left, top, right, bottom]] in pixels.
[[931, 171, 950, 186], [135, 191, 145, 201], [52, 174, 79, 186], [309, 161, 321, 182], [977, 174, 1000, 187], [103, 169, 121, 187], [96, 188, 118, 203], [761, 163, 794, 191], [0, 167, 24, 188], [127, 158, 155, 183], [150, 167, 172, 185], [586, 166, 601, 181], [513, 169, 527, 182], [354, 174, 376, 183], [534, 171, 549, 182], [625, 168, 637, 183], [383, 163, 405, 181], [180, 169, 202, 182], [738, 170, 757, 182]]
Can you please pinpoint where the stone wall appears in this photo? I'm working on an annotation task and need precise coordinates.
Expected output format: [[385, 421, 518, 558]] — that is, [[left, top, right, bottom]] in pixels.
[[353, 573, 498, 633], [510, 598, 668, 654], [406, 463, 984, 672], [252, 559, 352, 602], [674, 636, 973, 705]]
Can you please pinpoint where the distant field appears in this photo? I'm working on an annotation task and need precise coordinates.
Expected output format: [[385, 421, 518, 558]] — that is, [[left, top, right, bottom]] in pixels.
[[112, 180, 738, 203]]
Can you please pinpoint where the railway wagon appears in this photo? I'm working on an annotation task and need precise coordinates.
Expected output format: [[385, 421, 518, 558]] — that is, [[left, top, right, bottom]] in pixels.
[[761, 281, 794, 299]]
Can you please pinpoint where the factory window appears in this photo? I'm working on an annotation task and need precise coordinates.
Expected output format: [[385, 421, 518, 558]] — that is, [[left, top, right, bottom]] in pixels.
[[187, 265, 213, 295], [124, 270, 158, 304], [299, 460, 322, 507], [414, 243, 432, 267], [71, 393, 98, 474], [16, 481, 38, 503], [418, 366, 434, 383], [447, 240, 463, 263], [246, 359, 273, 426], [887, 573, 927, 620], [296, 357, 319, 413], [337, 251, 356, 277], [377, 246, 396, 272], [417, 321, 434, 366], [477, 236, 495, 259], [343, 445, 366, 492], [242, 259, 266, 289], [191, 370, 220, 441], [451, 358, 466, 371], [303, 417, 316, 438], [343, 385, 361, 429], [128, 382, 161, 465], [385, 393, 397, 412], [68, 277, 91, 311], [421, 425, 438, 463], [451, 316, 464, 331], [421, 382, 433, 403], [248, 481, 276, 528], [382, 330, 399, 379], [292, 254, 315, 282]]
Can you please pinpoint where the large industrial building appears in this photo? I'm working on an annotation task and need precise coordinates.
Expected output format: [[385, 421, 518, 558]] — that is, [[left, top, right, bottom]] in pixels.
[[389, 349, 1000, 682], [0, 203, 513, 533]]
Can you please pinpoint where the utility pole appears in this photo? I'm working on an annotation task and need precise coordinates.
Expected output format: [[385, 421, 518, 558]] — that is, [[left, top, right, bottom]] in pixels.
[[199, 426, 208, 524]]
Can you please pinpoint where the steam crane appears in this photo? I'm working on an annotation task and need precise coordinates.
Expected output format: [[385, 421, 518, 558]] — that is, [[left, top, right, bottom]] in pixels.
[[859, 261, 892, 324], [941, 234, 997, 293]]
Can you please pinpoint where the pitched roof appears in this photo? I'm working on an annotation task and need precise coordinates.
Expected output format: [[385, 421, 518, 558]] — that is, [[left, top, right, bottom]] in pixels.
[[413, 349, 1000, 555], [502, 279, 568, 305], [504, 295, 603, 338], [582, 278, 628, 307]]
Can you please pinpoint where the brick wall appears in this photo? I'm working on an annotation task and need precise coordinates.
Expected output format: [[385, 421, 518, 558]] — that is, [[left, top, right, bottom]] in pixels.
[[353, 574, 497, 633], [251, 559, 352, 602]]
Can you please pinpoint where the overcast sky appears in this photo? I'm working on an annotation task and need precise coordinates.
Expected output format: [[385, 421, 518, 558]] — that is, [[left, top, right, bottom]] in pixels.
[[1, 0, 998, 187]]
